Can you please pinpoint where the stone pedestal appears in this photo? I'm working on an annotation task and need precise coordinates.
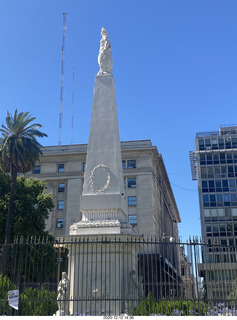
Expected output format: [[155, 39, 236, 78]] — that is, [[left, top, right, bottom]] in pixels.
[[65, 235, 141, 316]]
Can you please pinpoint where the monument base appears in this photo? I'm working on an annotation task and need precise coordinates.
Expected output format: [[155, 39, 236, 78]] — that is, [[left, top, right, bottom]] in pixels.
[[64, 234, 142, 316], [70, 219, 134, 235]]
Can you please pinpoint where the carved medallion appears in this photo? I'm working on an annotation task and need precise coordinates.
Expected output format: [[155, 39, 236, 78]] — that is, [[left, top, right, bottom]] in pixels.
[[89, 164, 111, 193]]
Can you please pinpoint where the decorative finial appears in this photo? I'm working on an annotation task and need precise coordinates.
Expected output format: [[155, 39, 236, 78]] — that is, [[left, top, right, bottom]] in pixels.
[[97, 27, 113, 75]]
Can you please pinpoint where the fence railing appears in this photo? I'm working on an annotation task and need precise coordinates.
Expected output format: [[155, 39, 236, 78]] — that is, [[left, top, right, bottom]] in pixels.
[[0, 236, 237, 316]]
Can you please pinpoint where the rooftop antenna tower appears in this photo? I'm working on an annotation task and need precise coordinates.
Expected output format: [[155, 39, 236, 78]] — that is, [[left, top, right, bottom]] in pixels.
[[58, 12, 67, 145], [71, 67, 75, 144]]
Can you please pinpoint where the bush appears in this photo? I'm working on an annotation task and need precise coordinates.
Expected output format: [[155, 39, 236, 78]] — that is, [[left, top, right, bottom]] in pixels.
[[0, 274, 57, 316], [19, 285, 57, 316], [0, 274, 16, 315], [131, 293, 208, 316]]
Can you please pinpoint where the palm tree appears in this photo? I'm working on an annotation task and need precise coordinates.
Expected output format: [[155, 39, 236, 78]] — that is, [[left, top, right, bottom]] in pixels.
[[0, 109, 47, 273]]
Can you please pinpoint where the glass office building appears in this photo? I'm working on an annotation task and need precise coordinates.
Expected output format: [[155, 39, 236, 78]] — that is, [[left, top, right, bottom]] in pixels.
[[190, 126, 237, 300]]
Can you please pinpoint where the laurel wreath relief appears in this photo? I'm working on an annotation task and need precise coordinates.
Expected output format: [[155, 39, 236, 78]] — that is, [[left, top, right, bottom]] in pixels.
[[89, 164, 111, 193]]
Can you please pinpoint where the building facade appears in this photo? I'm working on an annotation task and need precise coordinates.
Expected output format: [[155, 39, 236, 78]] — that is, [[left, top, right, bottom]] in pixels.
[[26, 140, 181, 241], [190, 125, 237, 300]]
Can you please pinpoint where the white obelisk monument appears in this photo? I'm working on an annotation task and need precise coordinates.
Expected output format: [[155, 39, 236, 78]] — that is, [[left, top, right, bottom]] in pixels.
[[70, 27, 134, 236], [66, 28, 139, 316]]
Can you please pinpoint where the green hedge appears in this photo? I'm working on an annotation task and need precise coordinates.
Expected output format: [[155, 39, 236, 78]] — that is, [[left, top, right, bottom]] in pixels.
[[0, 274, 57, 316], [131, 293, 208, 316]]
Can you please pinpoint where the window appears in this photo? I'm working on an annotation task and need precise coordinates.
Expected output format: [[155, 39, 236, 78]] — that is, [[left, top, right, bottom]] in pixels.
[[215, 180, 222, 192], [33, 165, 41, 174], [207, 167, 214, 178], [181, 267, 185, 276], [228, 166, 234, 177], [122, 160, 136, 169], [58, 183, 65, 192], [128, 178, 136, 188], [221, 239, 227, 246], [201, 167, 207, 179], [124, 178, 126, 189], [58, 164, 64, 173], [224, 194, 230, 206], [217, 194, 223, 206], [220, 153, 226, 164], [202, 181, 208, 192], [83, 162, 86, 172], [56, 219, 63, 228], [199, 139, 205, 150], [128, 196, 137, 206], [210, 194, 216, 206], [122, 160, 126, 169], [57, 200, 64, 210], [203, 195, 209, 207], [227, 153, 233, 163], [219, 138, 224, 149], [214, 167, 221, 178], [213, 154, 219, 164], [231, 193, 237, 205], [127, 160, 136, 169], [206, 154, 212, 164], [222, 180, 229, 191], [208, 180, 215, 192], [128, 215, 137, 225], [200, 154, 206, 165]]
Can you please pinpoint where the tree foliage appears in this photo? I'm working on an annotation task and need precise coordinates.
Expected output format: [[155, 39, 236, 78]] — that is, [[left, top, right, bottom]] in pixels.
[[0, 110, 47, 274], [0, 110, 47, 174], [0, 173, 54, 244]]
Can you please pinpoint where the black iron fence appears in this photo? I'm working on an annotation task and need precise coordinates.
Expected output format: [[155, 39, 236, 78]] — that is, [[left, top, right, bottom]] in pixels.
[[0, 236, 237, 316]]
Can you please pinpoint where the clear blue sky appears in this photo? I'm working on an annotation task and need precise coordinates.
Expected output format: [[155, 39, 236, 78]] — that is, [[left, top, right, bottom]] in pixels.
[[1, 0, 237, 241]]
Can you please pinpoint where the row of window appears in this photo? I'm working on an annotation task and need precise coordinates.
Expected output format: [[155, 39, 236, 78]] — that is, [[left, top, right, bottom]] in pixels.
[[198, 137, 237, 151], [206, 270, 237, 281], [202, 179, 237, 193], [199, 152, 237, 165], [33, 164, 65, 174], [203, 193, 237, 207], [203, 207, 237, 217], [57, 179, 137, 192], [206, 253, 236, 264], [206, 223, 237, 237], [57, 179, 137, 193], [200, 165, 237, 179], [33, 160, 137, 174], [56, 196, 137, 210], [56, 214, 138, 229]]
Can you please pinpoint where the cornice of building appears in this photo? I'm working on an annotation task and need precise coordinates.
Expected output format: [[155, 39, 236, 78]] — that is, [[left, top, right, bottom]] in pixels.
[[41, 140, 154, 156]]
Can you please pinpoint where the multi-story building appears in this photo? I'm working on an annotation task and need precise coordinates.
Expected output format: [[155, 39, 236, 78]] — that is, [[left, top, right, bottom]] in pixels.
[[190, 125, 237, 300], [27, 140, 181, 242]]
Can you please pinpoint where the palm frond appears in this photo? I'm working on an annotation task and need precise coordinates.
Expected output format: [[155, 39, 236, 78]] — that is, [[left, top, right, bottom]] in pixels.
[[0, 109, 47, 174]]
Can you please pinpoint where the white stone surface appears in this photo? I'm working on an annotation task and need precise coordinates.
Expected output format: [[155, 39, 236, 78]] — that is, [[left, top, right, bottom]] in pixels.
[[70, 68, 134, 235], [82, 75, 124, 198], [66, 235, 140, 315]]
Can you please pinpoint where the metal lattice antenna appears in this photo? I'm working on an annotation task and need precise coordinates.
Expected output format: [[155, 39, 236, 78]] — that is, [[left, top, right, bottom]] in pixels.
[[58, 13, 67, 146], [71, 67, 75, 144]]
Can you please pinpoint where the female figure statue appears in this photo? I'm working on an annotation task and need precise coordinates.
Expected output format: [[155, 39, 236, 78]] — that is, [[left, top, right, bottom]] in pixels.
[[57, 272, 70, 315], [98, 27, 113, 75]]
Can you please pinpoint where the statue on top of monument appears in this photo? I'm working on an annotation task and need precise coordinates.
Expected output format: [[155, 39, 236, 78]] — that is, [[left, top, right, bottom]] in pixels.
[[98, 27, 113, 75]]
